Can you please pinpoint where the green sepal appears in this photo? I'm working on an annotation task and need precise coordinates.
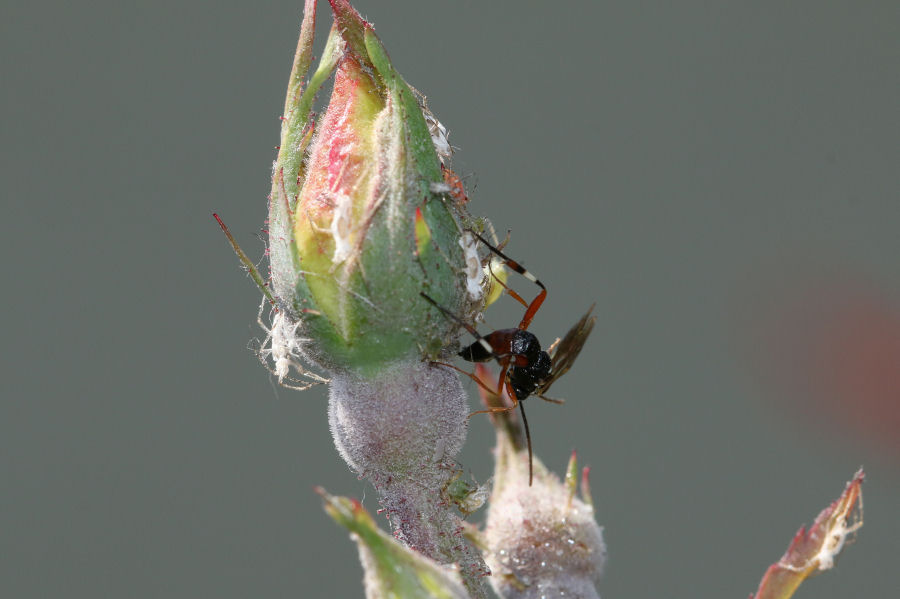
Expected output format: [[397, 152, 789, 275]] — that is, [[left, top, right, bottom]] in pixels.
[[328, 0, 369, 63], [318, 488, 468, 599], [269, 22, 343, 317], [364, 25, 467, 317]]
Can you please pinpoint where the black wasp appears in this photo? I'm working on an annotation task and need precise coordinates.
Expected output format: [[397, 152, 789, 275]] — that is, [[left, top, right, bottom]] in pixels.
[[421, 231, 596, 485]]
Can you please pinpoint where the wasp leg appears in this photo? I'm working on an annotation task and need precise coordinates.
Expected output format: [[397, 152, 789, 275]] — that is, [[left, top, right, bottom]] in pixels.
[[487, 260, 530, 310], [495, 355, 513, 398], [467, 403, 517, 420], [431, 360, 507, 400], [537, 394, 565, 405]]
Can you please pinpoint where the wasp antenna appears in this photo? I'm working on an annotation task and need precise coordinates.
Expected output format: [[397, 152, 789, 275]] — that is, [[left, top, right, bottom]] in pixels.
[[214, 213, 276, 306], [519, 400, 534, 486], [468, 229, 546, 291], [419, 292, 481, 338], [466, 228, 547, 331]]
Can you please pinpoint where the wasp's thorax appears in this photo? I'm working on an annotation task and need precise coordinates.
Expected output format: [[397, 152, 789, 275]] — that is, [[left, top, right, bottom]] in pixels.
[[458, 329, 552, 401], [509, 349, 551, 401]]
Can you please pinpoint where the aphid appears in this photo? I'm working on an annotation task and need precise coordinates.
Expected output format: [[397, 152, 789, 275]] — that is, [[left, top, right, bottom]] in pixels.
[[441, 470, 492, 517], [425, 111, 453, 165], [430, 166, 469, 207], [255, 300, 329, 391], [421, 231, 596, 485], [458, 230, 485, 301], [214, 213, 328, 390], [410, 85, 454, 166]]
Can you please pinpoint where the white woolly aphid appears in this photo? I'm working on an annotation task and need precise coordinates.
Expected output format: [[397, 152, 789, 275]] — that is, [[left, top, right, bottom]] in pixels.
[[811, 512, 864, 571], [256, 301, 328, 390], [428, 181, 453, 195], [410, 86, 454, 166], [424, 111, 453, 166], [782, 498, 864, 573], [458, 231, 485, 301]]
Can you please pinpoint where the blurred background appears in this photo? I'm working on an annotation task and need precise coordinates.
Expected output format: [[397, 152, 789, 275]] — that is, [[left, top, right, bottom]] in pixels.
[[2, 0, 898, 597]]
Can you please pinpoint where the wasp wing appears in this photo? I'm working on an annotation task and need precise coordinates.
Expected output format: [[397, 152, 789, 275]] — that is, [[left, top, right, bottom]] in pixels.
[[540, 304, 596, 394]]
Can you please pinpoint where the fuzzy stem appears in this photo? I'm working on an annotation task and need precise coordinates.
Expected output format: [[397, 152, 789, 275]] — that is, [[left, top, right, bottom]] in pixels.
[[328, 361, 489, 597]]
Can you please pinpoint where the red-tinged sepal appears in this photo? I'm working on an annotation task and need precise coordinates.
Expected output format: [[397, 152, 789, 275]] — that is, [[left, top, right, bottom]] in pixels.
[[750, 468, 865, 599]]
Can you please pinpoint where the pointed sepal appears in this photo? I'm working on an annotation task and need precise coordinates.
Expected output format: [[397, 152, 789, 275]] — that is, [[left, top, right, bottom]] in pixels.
[[750, 469, 865, 599], [318, 488, 470, 599]]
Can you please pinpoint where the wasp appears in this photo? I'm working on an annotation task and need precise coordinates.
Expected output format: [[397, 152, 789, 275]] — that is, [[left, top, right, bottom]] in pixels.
[[421, 231, 595, 485]]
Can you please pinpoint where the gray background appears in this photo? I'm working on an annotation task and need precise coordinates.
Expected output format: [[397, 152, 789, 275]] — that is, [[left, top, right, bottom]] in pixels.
[[3, 0, 898, 597]]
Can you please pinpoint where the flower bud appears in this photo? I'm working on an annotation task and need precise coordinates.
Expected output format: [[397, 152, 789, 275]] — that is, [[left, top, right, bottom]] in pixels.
[[266, 0, 474, 375], [484, 431, 606, 598]]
